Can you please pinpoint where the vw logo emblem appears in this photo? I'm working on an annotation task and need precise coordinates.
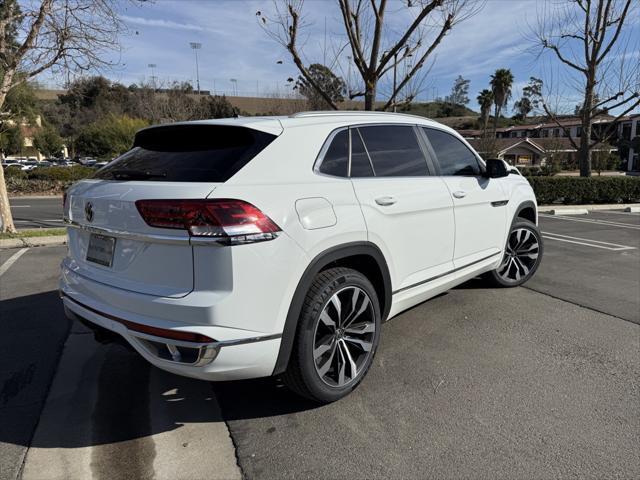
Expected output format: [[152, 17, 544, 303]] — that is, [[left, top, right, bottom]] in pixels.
[[85, 202, 94, 222]]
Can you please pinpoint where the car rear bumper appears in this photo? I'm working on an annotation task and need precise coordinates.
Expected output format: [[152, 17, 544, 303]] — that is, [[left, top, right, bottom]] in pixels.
[[60, 276, 283, 381]]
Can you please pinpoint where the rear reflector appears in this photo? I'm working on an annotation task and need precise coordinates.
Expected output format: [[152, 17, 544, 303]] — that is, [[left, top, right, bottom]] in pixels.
[[135, 199, 280, 244], [61, 292, 214, 343]]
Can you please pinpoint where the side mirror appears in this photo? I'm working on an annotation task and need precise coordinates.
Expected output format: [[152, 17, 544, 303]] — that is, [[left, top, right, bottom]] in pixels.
[[484, 158, 509, 178]]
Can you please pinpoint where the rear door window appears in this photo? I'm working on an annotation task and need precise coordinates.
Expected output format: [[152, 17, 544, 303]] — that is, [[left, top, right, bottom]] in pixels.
[[357, 125, 429, 177], [350, 129, 375, 177], [422, 127, 481, 176], [94, 125, 276, 182]]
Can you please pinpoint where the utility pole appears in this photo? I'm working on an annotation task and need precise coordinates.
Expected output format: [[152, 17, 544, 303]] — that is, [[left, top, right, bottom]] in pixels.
[[189, 42, 202, 94], [392, 51, 398, 113], [147, 63, 157, 90]]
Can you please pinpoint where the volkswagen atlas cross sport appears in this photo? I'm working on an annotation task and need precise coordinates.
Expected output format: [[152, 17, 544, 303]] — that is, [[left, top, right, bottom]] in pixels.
[[60, 111, 543, 403]]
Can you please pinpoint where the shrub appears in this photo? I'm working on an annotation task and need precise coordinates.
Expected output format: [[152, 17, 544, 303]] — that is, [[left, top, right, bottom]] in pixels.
[[527, 176, 640, 204], [28, 165, 95, 181], [3, 165, 27, 179]]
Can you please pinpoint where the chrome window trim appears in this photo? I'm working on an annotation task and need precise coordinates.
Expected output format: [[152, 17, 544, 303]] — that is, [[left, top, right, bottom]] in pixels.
[[313, 122, 436, 179]]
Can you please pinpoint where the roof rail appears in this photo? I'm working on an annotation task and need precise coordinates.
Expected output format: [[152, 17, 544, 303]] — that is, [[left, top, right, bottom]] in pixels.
[[289, 110, 432, 121]]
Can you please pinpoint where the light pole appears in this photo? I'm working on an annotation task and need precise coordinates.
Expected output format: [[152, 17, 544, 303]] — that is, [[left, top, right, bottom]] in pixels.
[[189, 42, 202, 94], [147, 63, 157, 90]]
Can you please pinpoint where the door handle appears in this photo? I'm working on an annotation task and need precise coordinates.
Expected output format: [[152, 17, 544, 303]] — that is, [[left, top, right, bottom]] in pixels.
[[375, 196, 397, 206], [452, 190, 467, 199]]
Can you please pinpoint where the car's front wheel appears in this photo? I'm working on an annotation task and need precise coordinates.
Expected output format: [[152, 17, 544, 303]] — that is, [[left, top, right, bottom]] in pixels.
[[484, 218, 543, 287], [282, 267, 381, 403]]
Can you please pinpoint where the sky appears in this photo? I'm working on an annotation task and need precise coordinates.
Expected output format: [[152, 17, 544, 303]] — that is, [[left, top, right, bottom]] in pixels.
[[39, 0, 640, 115]]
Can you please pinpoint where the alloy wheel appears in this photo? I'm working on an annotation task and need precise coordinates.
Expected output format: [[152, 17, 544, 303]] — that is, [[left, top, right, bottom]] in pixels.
[[313, 286, 376, 387], [497, 227, 540, 282]]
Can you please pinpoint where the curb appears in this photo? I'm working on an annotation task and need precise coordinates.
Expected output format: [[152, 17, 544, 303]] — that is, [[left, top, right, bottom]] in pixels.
[[538, 203, 640, 213], [0, 235, 67, 249], [8, 195, 63, 199]]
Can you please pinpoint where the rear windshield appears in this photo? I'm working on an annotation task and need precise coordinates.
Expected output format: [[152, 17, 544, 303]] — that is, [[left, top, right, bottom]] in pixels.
[[94, 125, 277, 182]]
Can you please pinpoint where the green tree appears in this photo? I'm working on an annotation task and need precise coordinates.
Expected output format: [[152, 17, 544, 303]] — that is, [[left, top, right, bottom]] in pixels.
[[445, 75, 470, 106], [0, 124, 23, 157], [513, 97, 532, 120], [295, 64, 345, 110], [75, 115, 148, 159], [490, 68, 514, 134], [477, 89, 493, 134], [33, 124, 64, 158]]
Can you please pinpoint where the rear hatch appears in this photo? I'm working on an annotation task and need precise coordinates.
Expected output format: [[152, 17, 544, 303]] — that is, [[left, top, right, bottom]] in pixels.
[[65, 123, 279, 298]]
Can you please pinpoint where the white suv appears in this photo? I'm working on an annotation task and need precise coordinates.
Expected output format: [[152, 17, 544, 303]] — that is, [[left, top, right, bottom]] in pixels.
[[60, 112, 543, 402]]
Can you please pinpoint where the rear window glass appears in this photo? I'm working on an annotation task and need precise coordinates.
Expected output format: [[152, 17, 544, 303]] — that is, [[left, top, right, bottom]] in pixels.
[[319, 130, 348, 177], [94, 125, 276, 182]]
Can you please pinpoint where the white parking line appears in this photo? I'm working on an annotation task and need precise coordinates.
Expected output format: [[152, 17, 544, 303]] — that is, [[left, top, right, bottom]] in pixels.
[[539, 213, 640, 230], [543, 232, 636, 251], [0, 248, 29, 277], [11, 205, 31, 208], [597, 210, 640, 216]]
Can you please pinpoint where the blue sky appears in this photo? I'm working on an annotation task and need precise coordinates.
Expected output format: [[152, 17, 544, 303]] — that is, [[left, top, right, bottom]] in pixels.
[[42, 0, 639, 115]]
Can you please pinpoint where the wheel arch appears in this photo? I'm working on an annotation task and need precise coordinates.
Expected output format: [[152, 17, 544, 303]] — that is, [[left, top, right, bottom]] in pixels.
[[513, 200, 537, 225], [272, 241, 392, 375]]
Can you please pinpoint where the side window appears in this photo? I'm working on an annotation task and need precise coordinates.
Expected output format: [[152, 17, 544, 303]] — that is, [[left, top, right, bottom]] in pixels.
[[350, 129, 375, 177], [422, 128, 481, 176], [318, 129, 348, 177], [358, 125, 429, 177]]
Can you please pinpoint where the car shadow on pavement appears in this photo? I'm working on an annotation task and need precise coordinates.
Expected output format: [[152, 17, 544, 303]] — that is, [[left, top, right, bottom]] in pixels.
[[0, 290, 318, 451]]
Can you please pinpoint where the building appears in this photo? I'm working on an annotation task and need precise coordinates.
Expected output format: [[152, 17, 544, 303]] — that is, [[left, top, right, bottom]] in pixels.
[[461, 114, 639, 172], [617, 114, 639, 172]]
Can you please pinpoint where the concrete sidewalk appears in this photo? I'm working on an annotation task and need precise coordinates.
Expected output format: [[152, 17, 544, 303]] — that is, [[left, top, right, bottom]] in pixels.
[[21, 323, 241, 480]]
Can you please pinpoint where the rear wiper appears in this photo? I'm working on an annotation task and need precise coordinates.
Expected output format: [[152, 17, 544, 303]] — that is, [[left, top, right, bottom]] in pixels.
[[110, 169, 167, 180]]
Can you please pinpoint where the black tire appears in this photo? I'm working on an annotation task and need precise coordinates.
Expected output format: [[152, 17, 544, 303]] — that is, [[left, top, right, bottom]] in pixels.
[[282, 267, 381, 403], [484, 218, 544, 287]]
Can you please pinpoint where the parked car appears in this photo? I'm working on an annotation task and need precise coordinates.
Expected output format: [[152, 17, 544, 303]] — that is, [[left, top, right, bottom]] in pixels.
[[60, 112, 543, 402], [20, 160, 39, 171]]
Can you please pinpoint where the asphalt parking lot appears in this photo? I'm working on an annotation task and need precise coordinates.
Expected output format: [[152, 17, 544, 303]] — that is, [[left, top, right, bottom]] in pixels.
[[1, 210, 638, 479], [8, 198, 64, 229]]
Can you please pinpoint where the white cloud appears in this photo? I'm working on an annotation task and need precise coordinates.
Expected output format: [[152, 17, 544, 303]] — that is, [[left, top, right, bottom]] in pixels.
[[121, 15, 207, 32]]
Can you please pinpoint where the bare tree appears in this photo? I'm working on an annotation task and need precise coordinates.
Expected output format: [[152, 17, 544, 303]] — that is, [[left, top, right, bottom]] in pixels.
[[529, 0, 640, 177], [0, 0, 131, 232], [258, 0, 483, 111]]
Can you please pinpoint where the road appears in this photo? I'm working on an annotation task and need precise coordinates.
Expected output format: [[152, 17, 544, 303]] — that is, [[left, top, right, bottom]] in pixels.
[[0, 210, 638, 479], [8, 197, 63, 229]]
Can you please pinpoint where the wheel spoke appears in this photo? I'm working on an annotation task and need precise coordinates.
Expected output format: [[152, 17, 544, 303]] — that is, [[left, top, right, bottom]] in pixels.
[[343, 295, 370, 329], [319, 310, 336, 330], [343, 334, 373, 352], [316, 341, 337, 377], [337, 344, 346, 385], [330, 294, 342, 326], [314, 340, 333, 360], [339, 339, 358, 380]]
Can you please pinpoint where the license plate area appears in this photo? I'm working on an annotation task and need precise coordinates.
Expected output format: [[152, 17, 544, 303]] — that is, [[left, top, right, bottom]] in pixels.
[[86, 233, 116, 267]]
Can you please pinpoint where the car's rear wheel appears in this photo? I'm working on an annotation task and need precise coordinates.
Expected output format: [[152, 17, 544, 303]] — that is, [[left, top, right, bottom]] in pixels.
[[282, 267, 381, 403], [484, 219, 543, 287]]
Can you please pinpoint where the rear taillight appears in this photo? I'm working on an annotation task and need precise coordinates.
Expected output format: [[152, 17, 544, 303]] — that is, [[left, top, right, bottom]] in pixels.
[[135, 199, 281, 245]]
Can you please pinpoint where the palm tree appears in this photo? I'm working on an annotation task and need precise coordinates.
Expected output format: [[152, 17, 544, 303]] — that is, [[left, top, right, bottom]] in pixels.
[[490, 68, 514, 134], [477, 89, 494, 134]]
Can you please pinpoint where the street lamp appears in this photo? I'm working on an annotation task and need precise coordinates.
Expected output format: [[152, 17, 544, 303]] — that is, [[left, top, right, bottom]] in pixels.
[[147, 63, 157, 90], [189, 42, 202, 94]]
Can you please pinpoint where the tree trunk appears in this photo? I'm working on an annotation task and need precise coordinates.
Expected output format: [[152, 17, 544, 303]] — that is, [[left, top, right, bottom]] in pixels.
[[0, 69, 17, 233], [492, 104, 500, 136], [0, 165, 16, 233], [364, 81, 376, 111], [579, 79, 595, 177]]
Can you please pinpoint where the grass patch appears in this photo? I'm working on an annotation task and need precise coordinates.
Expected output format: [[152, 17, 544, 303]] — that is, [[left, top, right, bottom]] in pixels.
[[0, 228, 67, 239]]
